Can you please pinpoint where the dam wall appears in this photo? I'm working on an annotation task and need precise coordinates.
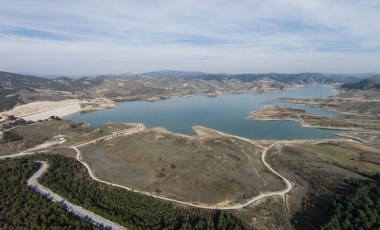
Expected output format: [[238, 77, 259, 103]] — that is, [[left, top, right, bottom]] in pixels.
[[21, 103, 81, 121]]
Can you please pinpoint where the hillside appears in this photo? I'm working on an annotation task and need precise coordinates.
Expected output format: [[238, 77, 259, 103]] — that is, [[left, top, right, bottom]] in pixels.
[[0, 70, 362, 113], [0, 71, 104, 92], [193, 73, 357, 85], [140, 70, 209, 77], [0, 72, 105, 111], [341, 76, 380, 90], [0, 71, 71, 91]]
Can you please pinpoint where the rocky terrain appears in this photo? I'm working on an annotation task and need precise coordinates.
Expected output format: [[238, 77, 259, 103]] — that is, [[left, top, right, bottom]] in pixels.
[[0, 71, 360, 113]]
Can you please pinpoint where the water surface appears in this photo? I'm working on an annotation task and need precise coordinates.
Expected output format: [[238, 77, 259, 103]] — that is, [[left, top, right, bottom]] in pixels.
[[67, 85, 344, 140]]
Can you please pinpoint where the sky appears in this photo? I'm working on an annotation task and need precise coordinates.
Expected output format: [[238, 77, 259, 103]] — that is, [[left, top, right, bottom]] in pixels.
[[0, 0, 380, 75]]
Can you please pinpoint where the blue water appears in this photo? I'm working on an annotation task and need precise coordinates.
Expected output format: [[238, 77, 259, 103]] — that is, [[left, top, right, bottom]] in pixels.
[[67, 85, 345, 140]]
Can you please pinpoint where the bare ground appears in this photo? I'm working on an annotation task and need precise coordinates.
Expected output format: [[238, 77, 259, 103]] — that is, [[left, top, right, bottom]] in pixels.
[[79, 129, 286, 204]]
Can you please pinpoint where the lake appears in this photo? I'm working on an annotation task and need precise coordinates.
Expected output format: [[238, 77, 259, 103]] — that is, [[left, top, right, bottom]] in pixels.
[[66, 85, 345, 140]]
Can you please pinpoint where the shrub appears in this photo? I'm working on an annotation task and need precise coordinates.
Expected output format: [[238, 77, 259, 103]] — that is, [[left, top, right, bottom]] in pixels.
[[2, 130, 22, 143]]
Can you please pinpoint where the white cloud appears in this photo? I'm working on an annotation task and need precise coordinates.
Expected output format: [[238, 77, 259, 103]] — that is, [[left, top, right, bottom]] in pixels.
[[0, 0, 379, 74]]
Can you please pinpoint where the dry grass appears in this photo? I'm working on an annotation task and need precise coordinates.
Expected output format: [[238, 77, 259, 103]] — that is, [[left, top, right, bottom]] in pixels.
[[80, 130, 285, 204], [265, 141, 373, 229], [288, 141, 380, 174], [359, 152, 380, 165]]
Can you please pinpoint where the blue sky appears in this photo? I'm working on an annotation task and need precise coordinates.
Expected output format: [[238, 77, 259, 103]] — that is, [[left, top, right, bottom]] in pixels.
[[1, 0, 380, 75]]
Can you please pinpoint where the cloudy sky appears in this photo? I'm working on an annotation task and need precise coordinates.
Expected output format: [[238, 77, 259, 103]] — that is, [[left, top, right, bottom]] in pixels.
[[1, 0, 380, 75]]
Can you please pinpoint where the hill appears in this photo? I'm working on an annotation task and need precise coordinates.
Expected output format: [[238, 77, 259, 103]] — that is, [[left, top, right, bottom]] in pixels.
[[0, 70, 362, 113], [0, 71, 104, 92], [341, 76, 380, 90], [194, 73, 356, 85], [141, 70, 209, 77], [0, 72, 106, 111], [0, 71, 70, 91]]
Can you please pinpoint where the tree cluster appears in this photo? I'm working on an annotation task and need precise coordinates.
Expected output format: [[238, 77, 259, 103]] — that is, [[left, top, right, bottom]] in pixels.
[[0, 158, 94, 229], [341, 78, 380, 91], [40, 154, 247, 230], [322, 177, 380, 230], [1, 130, 23, 143]]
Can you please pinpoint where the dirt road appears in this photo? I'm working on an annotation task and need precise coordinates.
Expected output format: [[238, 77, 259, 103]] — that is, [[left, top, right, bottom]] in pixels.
[[9, 123, 293, 211], [73, 142, 293, 210]]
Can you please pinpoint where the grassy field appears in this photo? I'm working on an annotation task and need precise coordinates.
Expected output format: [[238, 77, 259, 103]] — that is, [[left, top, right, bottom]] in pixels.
[[304, 115, 380, 131], [0, 120, 77, 155], [250, 105, 380, 132], [265, 140, 377, 229], [288, 141, 380, 174], [60, 122, 133, 146], [80, 129, 285, 204], [231, 197, 293, 230], [0, 119, 133, 155]]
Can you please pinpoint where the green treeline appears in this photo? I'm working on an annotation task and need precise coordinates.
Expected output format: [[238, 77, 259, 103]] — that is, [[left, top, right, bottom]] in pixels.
[[322, 177, 380, 230], [1, 130, 23, 143], [0, 87, 21, 111], [341, 78, 380, 90], [39, 154, 246, 230], [0, 158, 94, 229]]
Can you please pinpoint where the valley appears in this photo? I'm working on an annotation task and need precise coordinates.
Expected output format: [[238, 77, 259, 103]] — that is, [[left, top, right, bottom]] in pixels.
[[1, 72, 380, 229]]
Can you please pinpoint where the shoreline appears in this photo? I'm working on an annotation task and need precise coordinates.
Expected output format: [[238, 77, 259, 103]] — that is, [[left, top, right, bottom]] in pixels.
[[248, 117, 360, 131], [1, 123, 361, 210], [247, 105, 372, 133], [1, 84, 337, 121], [109, 83, 334, 103]]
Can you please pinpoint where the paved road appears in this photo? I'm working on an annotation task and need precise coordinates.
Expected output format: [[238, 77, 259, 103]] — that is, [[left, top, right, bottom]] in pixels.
[[28, 161, 126, 230]]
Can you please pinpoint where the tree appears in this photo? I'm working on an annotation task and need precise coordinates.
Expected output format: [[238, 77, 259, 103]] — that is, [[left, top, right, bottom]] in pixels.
[[1, 130, 22, 143]]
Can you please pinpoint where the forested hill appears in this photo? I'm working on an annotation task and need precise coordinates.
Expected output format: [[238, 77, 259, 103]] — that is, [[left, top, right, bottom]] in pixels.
[[140, 71, 358, 85], [341, 76, 380, 90], [0, 71, 106, 111], [322, 176, 380, 229], [0, 70, 367, 113], [0, 71, 67, 90], [1, 71, 361, 91], [0, 71, 104, 92], [193, 73, 357, 84]]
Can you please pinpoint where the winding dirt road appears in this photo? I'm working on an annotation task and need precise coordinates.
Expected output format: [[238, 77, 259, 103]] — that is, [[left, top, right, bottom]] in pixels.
[[4, 123, 293, 210], [0, 138, 65, 160], [73, 142, 292, 210]]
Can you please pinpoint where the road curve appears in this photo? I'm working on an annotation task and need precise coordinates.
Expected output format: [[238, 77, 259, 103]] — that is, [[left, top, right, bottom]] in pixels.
[[28, 161, 126, 230], [73, 142, 293, 210], [9, 123, 293, 210], [0, 139, 65, 160], [261, 144, 292, 202]]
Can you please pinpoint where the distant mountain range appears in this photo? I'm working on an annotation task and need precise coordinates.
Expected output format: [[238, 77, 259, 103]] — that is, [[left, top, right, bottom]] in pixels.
[[0, 71, 105, 92], [146, 71, 372, 85], [1, 70, 375, 93], [140, 70, 210, 77], [1, 70, 379, 113]]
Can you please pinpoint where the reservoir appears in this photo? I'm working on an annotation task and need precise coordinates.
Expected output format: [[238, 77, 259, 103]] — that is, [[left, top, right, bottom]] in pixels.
[[67, 85, 345, 140]]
